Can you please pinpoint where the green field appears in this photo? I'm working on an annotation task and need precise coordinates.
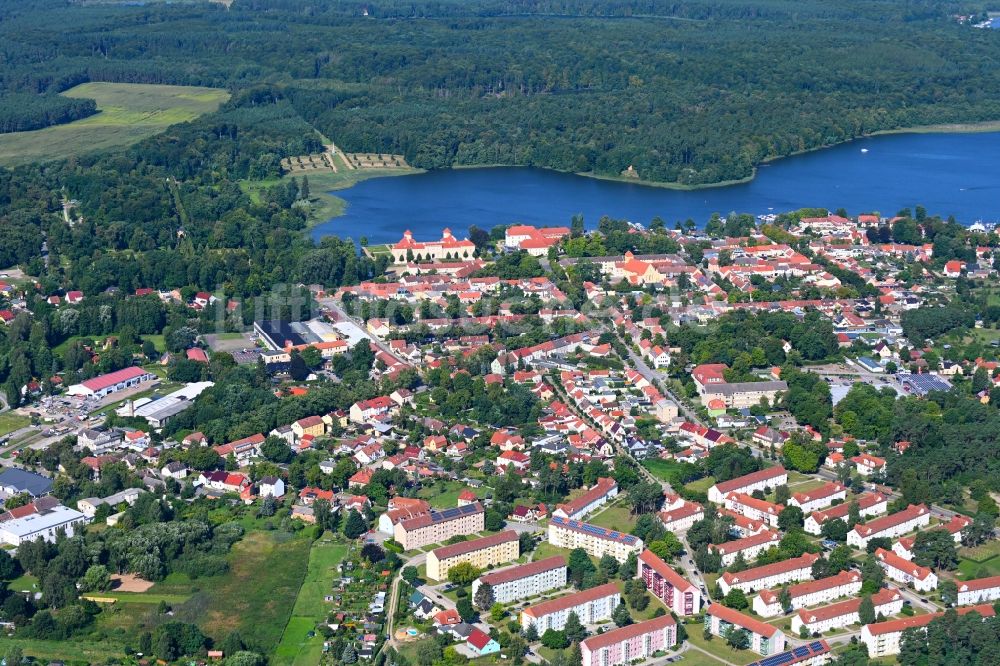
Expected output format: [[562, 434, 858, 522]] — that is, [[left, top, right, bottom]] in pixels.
[[0, 82, 229, 166], [273, 538, 348, 666], [588, 504, 638, 533], [0, 412, 30, 437], [957, 539, 1000, 580]]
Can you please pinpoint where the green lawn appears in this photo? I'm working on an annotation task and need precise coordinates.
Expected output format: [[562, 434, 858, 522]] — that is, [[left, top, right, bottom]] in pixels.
[[0, 82, 229, 166], [588, 504, 638, 533], [0, 412, 30, 437], [273, 538, 348, 666], [957, 539, 1000, 580], [6, 573, 38, 593], [0, 637, 125, 662], [140, 334, 166, 352], [686, 627, 757, 665], [417, 480, 474, 509], [89, 591, 191, 605], [685, 477, 716, 494]]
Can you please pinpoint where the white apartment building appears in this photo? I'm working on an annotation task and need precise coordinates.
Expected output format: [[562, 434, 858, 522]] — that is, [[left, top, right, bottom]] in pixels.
[[709, 530, 781, 567], [752, 570, 862, 617], [861, 605, 995, 658], [788, 482, 848, 514], [548, 517, 644, 563], [874, 548, 938, 592], [719, 553, 821, 595], [704, 604, 787, 656], [791, 587, 904, 636], [804, 492, 888, 535], [520, 582, 621, 633], [472, 556, 567, 605], [956, 574, 1000, 605], [847, 504, 930, 550], [552, 477, 618, 520], [724, 493, 784, 528], [707, 466, 788, 504]]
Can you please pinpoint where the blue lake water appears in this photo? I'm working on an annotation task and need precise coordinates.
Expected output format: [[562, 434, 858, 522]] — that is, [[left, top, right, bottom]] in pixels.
[[312, 131, 1000, 244]]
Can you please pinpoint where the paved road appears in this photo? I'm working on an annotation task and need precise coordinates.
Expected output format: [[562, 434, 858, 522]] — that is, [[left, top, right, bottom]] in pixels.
[[320, 298, 411, 367]]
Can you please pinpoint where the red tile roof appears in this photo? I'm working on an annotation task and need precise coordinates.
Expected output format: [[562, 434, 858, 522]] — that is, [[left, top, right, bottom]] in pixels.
[[638, 549, 697, 592], [796, 587, 902, 625], [430, 530, 518, 561], [522, 582, 620, 619], [863, 604, 995, 636], [580, 614, 676, 651], [479, 556, 565, 587], [720, 553, 820, 587], [712, 466, 787, 495], [707, 603, 778, 637]]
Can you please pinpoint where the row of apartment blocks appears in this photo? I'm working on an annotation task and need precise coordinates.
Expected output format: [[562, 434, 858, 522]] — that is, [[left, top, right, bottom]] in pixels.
[[471, 556, 567, 605], [426, 530, 519, 581], [547, 517, 644, 564]]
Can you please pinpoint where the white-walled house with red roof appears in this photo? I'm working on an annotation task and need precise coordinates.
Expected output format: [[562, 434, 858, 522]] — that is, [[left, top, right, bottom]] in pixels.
[[804, 491, 888, 535], [719, 553, 820, 595], [956, 574, 1000, 605], [724, 493, 784, 528], [705, 604, 786, 656], [708, 466, 787, 504], [752, 570, 862, 617], [791, 587, 904, 635], [787, 481, 847, 514], [874, 548, 938, 592], [861, 604, 995, 658], [847, 504, 930, 549]]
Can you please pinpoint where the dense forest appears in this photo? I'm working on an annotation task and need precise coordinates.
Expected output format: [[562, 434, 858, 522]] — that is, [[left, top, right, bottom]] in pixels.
[[1, 0, 1000, 183]]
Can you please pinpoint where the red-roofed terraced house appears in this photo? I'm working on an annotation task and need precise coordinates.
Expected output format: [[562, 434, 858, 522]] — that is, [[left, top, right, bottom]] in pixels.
[[956, 574, 1000, 605], [552, 477, 618, 520], [861, 604, 995, 657], [874, 548, 938, 592], [719, 553, 821, 595], [848, 504, 930, 549], [752, 570, 861, 617], [792, 587, 904, 635], [708, 466, 788, 504]]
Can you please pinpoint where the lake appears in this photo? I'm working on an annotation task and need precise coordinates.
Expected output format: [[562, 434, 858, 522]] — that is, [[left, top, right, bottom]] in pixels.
[[312, 131, 1000, 244]]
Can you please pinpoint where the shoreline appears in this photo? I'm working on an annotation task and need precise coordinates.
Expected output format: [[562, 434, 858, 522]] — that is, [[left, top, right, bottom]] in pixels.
[[300, 119, 1000, 230]]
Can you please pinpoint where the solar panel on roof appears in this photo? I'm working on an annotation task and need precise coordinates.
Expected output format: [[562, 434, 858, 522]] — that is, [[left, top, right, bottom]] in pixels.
[[809, 641, 824, 651]]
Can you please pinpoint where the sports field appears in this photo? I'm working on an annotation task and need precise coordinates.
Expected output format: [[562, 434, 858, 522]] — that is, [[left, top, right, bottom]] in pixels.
[[0, 82, 229, 166]]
